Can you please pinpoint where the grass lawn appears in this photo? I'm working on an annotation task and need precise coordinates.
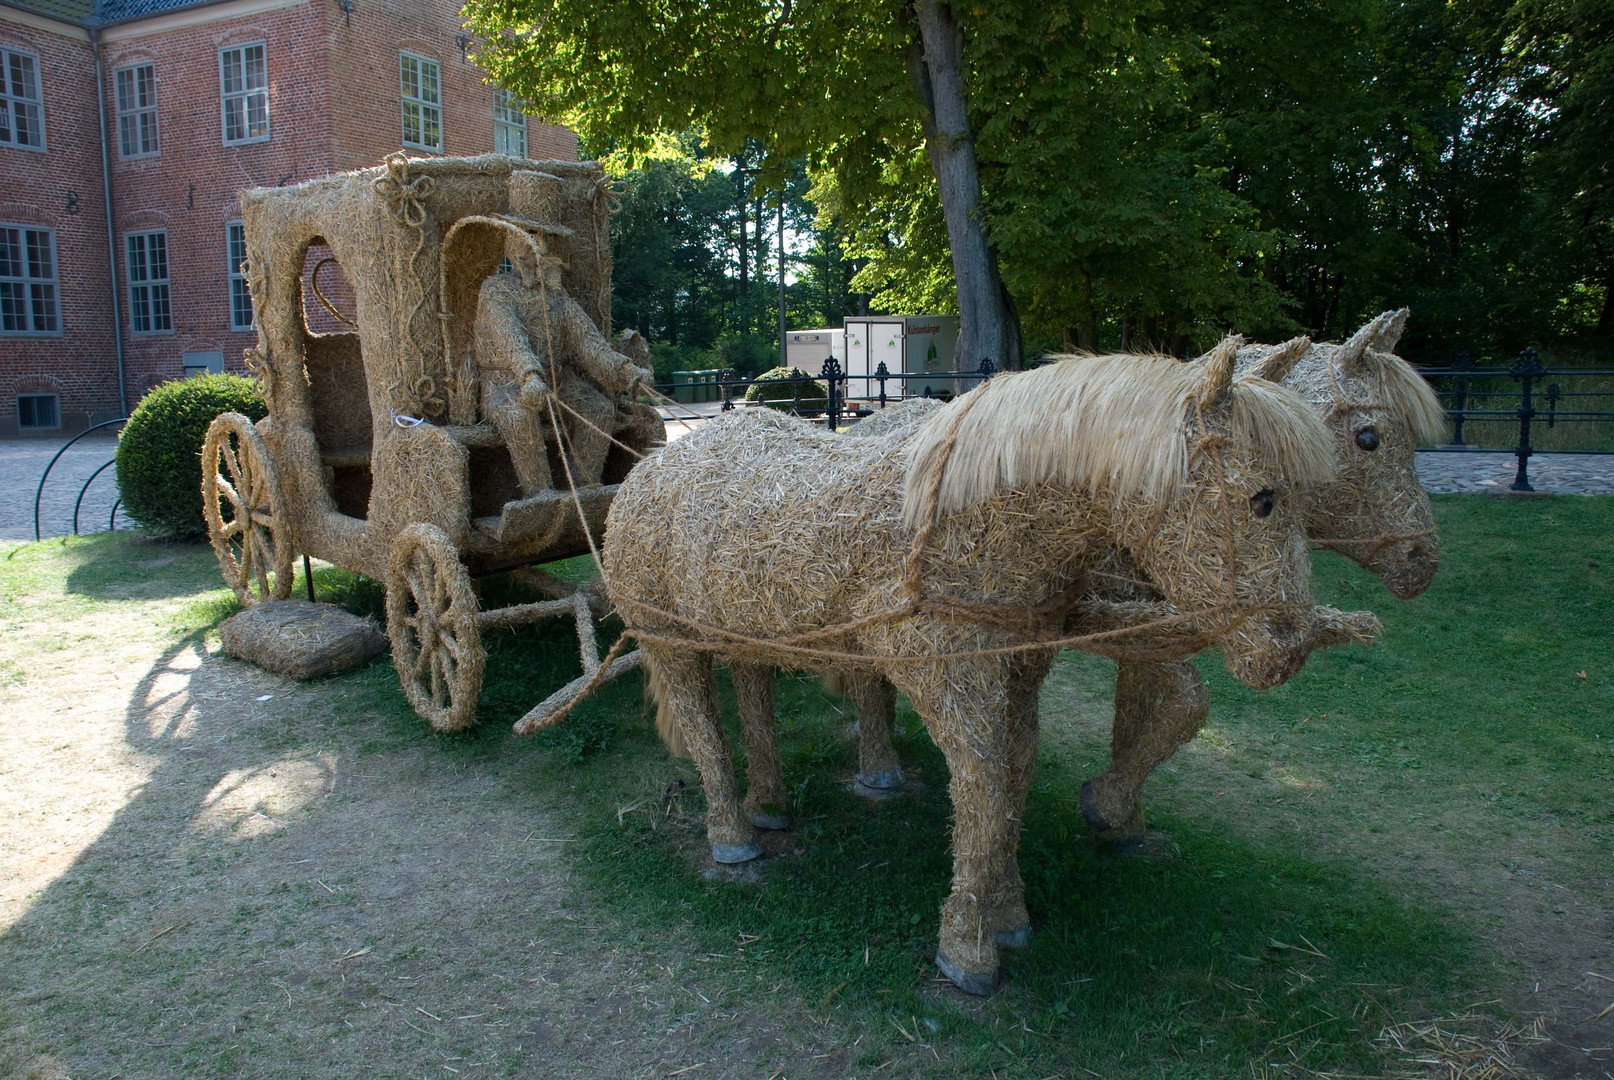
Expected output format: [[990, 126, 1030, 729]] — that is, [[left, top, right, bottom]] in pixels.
[[1, 495, 1610, 1079]]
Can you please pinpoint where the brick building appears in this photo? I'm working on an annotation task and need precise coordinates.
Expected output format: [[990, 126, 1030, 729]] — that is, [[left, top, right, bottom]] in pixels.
[[0, 0, 576, 437]]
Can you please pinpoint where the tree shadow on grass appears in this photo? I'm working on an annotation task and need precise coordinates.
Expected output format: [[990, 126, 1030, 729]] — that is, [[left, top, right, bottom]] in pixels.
[[60, 532, 226, 603]]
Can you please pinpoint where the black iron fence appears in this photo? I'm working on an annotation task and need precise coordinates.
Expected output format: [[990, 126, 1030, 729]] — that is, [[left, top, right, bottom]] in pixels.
[[1416, 348, 1614, 492]]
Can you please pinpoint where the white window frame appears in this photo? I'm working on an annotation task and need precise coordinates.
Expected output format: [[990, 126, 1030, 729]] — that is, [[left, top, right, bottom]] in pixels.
[[493, 89, 526, 157], [126, 230, 172, 335], [219, 42, 269, 146], [115, 62, 159, 159], [227, 220, 253, 330], [0, 223, 61, 336], [0, 47, 45, 151], [400, 52, 442, 152], [16, 393, 60, 430]]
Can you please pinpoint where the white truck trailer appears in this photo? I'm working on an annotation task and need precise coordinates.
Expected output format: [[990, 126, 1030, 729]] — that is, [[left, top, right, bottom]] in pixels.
[[842, 315, 962, 400]]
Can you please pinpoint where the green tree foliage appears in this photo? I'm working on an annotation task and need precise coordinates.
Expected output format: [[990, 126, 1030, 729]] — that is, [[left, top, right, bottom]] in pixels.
[[114, 374, 266, 539]]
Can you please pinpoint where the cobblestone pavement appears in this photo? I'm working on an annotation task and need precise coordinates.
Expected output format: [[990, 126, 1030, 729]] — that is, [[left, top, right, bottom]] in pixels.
[[5, 431, 1610, 545], [1, 433, 125, 543], [1415, 450, 1614, 495]]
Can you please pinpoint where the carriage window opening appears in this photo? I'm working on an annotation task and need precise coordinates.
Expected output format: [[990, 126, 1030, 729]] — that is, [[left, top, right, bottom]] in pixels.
[[0, 48, 44, 149], [400, 53, 442, 152], [0, 224, 59, 335], [17, 393, 58, 430], [493, 89, 526, 157], [116, 63, 159, 158], [220, 43, 269, 145], [300, 244, 356, 334], [228, 221, 253, 329], [126, 230, 171, 334]]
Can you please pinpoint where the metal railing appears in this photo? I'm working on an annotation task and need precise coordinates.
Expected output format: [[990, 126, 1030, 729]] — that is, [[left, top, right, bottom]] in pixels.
[[1416, 348, 1614, 491], [33, 417, 128, 541]]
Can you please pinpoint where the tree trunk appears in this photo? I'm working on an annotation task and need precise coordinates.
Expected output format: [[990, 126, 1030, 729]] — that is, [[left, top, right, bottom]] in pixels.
[[908, 1, 1022, 370]]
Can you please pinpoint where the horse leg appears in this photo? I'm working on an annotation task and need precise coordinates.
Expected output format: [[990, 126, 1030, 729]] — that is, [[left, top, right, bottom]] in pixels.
[[989, 651, 1052, 949], [898, 668, 1017, 996], [731, 662, 789, 830], [1081, 659, 1208, 853], [648, 645, 761, 864], [850, 674, 905, 793]]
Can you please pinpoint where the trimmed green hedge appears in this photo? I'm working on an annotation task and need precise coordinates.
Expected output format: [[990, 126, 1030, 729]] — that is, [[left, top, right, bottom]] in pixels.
[[115, 374, 266, 539], [743, 366, 829, 412]]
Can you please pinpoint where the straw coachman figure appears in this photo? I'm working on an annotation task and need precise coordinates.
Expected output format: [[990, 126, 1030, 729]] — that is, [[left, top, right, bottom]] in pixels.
[[474, 173, 652, 494]]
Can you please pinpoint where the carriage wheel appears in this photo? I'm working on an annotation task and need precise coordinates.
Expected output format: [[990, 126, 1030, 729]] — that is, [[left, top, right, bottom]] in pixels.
[[386, 524, 486, 732], [203, 412, 293, 608]]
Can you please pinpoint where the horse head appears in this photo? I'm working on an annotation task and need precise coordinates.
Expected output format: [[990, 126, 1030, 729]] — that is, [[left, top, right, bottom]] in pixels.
[[1247, 310, 1446, 599], [1122, 337, 1347, 689]]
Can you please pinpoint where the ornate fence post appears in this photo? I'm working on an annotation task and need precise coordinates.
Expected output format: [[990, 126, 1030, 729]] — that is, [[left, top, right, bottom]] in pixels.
[[720, 367, 734, 412], [1546, 382, 1560, 428], [821, 357, 843, 431], [1449, 350, 1473, 446], [977, 356, 995, 386], [1510, 346, 1545, 492], [875, 360, 890, 409]]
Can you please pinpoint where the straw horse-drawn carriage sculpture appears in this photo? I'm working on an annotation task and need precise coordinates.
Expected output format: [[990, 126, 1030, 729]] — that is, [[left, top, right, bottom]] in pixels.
[[201, 154, 662, 731]]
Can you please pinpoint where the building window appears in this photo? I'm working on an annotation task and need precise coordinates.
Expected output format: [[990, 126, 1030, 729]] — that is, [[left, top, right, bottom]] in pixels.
[[400, 53, 442, 152], [227, 221, 253, 329], [0, 48, 44, 150], [17, 393, 59, 430], [493, 89, 526, 157], [115, 63, 159, 158], [126, 231, 172, 334], [0, 224, 59, 335], [219, 43, 268, 145]]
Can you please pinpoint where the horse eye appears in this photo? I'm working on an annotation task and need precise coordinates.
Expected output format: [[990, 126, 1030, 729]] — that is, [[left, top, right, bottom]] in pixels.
[[1250, 490, 1275, 518], [1355, 426, 1381, 452]]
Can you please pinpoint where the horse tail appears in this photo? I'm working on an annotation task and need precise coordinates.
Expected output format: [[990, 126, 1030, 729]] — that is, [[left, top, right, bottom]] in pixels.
[[640, 649, 691, 759]]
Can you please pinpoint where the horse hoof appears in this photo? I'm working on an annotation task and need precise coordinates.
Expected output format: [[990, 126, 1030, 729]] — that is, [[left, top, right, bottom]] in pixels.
[[746, 810, 790, 831], [857, 767, 905, 791], [995, 925, 1032, 950], [711, 841, 763, 864], [1079, 780, 1113, 833], [935, 949, 1000, 996]]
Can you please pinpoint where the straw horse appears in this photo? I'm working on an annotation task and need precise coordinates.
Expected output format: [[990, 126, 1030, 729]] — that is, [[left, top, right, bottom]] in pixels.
[[603, 346, 1368, 994], [1081, 309, 1448, 846]]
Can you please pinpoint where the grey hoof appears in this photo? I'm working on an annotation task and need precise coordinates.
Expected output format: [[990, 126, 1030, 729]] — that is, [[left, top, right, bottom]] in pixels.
[[746, 810, 790, 831], [857, 767, 905, 791], [1079, 780, 1113, 833], [934, 949, 999, 996], [711, 841, 763, 864], [995, 925, 1032, 950]]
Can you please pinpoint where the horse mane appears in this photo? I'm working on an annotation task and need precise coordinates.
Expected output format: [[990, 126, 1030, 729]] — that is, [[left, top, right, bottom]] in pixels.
[[1373, 351, 1449, 444], [900, 352, 1336, 529]]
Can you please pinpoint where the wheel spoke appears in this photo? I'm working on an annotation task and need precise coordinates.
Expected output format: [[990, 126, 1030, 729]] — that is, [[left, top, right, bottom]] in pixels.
[[429, 651, 446, 705]]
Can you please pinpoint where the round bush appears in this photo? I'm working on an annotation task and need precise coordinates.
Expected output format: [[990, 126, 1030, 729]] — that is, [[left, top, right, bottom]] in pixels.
[[743, 366, 829, 412], [115, 373, 267, 539]]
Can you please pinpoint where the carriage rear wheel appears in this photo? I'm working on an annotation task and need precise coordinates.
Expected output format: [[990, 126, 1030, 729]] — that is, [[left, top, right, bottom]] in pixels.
[[203, 412, 294, 607], [386, 524, 486, 732]]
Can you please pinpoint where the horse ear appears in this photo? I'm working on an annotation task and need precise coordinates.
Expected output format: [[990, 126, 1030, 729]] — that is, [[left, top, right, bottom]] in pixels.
[[1338, 309, 1408, 371], [1194, 334, 1243, 409], [1246, 335, 1311, 384]]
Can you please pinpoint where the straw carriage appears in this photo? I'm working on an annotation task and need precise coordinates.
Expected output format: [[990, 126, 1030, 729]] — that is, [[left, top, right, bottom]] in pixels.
[[201, 154, 662, 731]]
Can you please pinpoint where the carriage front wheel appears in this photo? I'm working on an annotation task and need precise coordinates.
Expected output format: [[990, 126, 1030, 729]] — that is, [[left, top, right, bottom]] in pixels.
[[202, 412, 294, 607], [385, 524, 486, 732]]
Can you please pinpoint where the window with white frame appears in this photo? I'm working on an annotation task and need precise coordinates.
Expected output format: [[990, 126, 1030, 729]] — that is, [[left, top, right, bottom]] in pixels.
[[0, 224, 59, 335], [219, 43, 268, 144], [400, 53, 442, 152], [115, 63, 159, 158], [0, 48, 44, 150], [17, 393, 59, 430], [493, 89, 526, 157], [126, 231, 172, 334], [227, 221, 253, 330]]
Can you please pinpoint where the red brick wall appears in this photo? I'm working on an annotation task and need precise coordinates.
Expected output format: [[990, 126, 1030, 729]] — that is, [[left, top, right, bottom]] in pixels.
[[0, 0, 577, 438], [0, 16, 119, 438]]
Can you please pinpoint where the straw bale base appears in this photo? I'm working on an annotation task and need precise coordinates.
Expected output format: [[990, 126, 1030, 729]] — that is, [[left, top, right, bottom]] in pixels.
[[219, 599, 386, 680]]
